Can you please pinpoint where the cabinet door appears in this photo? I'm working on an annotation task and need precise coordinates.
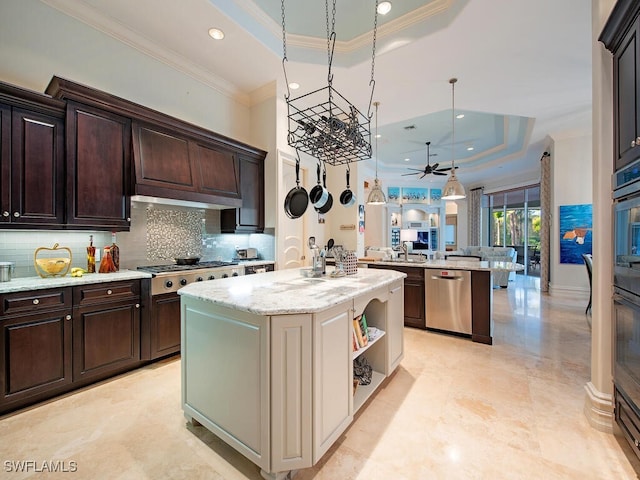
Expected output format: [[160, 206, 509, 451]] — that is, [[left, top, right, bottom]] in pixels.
[[614, 17, 640, 171], [0, 310, 72, 410], [221, 154, 264, 233], [150, 292, 181, 359], [313, 304, 352, 463], [0, 105, 10, 223], [67, 102, 131, 229], [10, 107, 65, 225], [73, 300, 141, 383]]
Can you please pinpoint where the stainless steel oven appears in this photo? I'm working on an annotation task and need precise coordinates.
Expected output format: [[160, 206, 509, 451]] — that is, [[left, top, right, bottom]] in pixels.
[[614, 192, 640, 296], [137, 261, 244, 359]]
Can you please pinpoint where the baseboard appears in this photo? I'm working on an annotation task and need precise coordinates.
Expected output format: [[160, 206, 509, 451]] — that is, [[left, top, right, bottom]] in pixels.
[[584, 381, 614, 433], [549, 284, 590, 296]]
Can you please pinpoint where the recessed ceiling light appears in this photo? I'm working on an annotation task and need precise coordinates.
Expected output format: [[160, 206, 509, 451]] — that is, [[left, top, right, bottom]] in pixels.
[[404, 158, 410, 162], [456, 113, 464, 119], [377, 2, 392, 15], [289, 82, 300, 90], [208, 28, 225, 40], [375, 134, 382, 138], [467, 146, 474, 151]]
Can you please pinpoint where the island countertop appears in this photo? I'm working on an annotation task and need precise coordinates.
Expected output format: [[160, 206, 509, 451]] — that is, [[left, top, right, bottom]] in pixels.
[[369, 259, 524, 272], [178, 267, 406, 315]]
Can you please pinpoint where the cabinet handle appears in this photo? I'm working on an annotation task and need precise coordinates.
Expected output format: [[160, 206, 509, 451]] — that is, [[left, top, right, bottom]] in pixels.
[[637, 136, 640, 145], [107, 289, 112, 295], [127, 217, 131, 222], [635, 439, 640, 448], [135, 303, 140, 308], [65, 314, 71, 320], [2, 211, 8, 217], [33, 298, 39, 305], [13, 212, 20, 218]]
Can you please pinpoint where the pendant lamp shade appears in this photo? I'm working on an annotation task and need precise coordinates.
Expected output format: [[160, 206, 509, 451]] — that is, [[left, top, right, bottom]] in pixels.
[[367, 101, 387, 205], [441, 78, 466, 201]]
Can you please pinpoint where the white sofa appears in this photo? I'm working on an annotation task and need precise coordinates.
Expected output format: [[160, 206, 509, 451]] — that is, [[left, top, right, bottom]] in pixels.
[[448, 246, 517, 288]]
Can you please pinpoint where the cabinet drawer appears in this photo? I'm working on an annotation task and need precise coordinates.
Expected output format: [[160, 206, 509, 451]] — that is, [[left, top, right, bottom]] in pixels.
[[616, 388, 640, 457], [1, 287, 71, 316], [73, 280, 140, 306]]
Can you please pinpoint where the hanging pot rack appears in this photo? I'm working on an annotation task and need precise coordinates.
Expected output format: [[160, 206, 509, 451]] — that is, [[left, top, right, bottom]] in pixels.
[[281, 0, 379, 167]]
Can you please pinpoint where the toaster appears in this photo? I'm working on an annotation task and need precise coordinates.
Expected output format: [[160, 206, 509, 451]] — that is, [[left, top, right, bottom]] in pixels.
[[236, 248, 258, 259]]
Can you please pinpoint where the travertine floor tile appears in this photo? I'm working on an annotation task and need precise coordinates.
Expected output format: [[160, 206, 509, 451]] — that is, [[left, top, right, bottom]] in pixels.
[[0, 275, 639, 479]]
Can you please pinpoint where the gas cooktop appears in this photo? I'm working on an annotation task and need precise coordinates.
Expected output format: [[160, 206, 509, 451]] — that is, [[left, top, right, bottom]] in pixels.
[[137, 261, 238, 274]]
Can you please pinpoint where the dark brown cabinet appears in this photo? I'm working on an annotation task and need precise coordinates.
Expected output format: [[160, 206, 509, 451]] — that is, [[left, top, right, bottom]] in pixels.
[[0, 84, 66, 227], [600, 0, 640, 171], [0, 279, 147, 415], [72, 281, 141, 383], [368, 264, 425, 329], [66, 102, 131, 230], [132, 120, 243, 207], [149, 292, 181, 360], [221, 154, 265, 233], [0, 288, 73, 413]]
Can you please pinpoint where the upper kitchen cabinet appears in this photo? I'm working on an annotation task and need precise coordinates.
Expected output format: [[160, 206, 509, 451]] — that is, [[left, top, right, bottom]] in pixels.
[[600, 0, 640, 172], [0, 82, 66, 228], [221, 153, 265, 233], [65, 102, 131, 230]]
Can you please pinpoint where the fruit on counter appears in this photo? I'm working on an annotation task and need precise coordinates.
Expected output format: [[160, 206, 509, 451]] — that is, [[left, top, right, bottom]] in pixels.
[[71, 267, 87, 277]]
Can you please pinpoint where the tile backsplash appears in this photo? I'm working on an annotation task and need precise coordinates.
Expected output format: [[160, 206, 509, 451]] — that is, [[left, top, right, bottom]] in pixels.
[[0, 201, 275, 278]]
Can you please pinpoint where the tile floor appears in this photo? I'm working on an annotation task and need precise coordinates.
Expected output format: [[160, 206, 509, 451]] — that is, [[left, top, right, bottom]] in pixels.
[[1, 275, 639, 479]]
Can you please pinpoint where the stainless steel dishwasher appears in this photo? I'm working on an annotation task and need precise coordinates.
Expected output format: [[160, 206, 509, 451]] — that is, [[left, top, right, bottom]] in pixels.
[[425, 269, 472, 334]]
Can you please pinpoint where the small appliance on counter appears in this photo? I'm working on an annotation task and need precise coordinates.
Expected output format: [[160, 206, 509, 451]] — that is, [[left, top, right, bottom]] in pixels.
[[0, 262, 15, 282], [235, 248, 258, 260]]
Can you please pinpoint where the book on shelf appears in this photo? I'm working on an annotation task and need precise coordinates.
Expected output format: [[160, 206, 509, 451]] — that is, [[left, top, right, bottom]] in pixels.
[[358, 313, 369, 340], [352, 326, 359, 352], [367, 326, 383, 342], [353, 317, 368, 348]]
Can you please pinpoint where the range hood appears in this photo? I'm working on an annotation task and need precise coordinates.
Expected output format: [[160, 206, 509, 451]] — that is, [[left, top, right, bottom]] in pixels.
[[130, 195, 236, 210]]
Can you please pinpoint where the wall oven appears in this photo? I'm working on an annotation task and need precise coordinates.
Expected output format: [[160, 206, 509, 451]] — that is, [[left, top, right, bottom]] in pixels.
[[613, 157, 640, 456]]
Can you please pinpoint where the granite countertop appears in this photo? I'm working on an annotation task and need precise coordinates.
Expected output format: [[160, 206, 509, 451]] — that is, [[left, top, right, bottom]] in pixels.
[[178, 267, 406, 315], [371, 259, 525, 272], [232, 259, 276, 266], [0, 270, 152, 294]]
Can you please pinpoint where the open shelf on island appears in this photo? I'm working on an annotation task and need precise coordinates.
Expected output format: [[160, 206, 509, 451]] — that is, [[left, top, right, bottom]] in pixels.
[[352, 329, 385, 360], [353, 370, 385, 412]]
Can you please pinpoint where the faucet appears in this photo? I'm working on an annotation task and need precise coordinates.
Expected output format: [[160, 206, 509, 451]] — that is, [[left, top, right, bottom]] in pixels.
[[402, 243, 409, 261]]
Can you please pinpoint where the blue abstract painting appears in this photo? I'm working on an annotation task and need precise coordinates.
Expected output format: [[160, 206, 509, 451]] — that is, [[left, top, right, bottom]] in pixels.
[[401, 187, 429, 203], [559, 204, 592, 264], [387, 187, 400, 203]]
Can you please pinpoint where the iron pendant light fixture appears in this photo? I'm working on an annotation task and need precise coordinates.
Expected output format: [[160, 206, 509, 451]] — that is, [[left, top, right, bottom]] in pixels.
[[441, 78, 466, 201], [367, 101, 387, 205]]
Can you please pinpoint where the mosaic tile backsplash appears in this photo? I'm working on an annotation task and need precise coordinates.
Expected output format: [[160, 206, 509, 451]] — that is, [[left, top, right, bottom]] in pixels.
[[0, 202, 275, 278], [146, 207, 204, 260]]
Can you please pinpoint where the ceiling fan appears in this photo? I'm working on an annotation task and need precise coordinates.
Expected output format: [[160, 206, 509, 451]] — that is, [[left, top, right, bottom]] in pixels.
[[401, 141, 456, 178]]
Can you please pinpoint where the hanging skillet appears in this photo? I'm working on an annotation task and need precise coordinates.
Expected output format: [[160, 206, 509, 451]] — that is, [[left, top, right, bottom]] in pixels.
[[315, 165, 333, 214], [284, 153, 309, 219], [339, 165, 356, 207], [309, 161, 329, 208]]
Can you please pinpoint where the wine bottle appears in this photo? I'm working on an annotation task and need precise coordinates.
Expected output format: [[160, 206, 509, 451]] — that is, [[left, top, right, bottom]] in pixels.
[[110, 232, 120, 271], [87, 235, 96, 273]]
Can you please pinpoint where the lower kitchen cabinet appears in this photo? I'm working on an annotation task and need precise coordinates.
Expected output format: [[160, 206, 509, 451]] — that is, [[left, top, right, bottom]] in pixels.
[[0, 288, 73, 413], [149, 292, 181, 360], [72, 281, 141, 383], [0, 279, 149, 415], [369, 264, 425, 329]]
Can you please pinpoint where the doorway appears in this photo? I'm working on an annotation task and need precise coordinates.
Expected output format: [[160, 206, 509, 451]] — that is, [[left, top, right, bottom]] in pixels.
[[487, 185, 541, 276]]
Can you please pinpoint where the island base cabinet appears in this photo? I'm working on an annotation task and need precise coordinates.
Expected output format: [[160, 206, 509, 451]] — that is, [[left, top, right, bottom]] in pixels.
[[181, 301, 270, 473], [312, 304, 352, 464], [271, 314, 312, 473], [387, 282, 405, 371]]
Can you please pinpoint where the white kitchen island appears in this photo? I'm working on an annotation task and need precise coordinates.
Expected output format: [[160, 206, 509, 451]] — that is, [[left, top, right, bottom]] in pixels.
[[178, 268, 406, 480]]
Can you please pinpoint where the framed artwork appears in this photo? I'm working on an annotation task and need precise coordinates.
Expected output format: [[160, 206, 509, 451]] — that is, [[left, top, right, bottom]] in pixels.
[[358, 204, 365, 232], [430, 188, 442, 203], [559, 204, 592, 264], [401, 187, 429, 204], [387, 187, 400, 204]]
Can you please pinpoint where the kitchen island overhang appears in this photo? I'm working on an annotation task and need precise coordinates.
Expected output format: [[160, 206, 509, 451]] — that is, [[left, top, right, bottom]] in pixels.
[[178, 268, 406, 480]]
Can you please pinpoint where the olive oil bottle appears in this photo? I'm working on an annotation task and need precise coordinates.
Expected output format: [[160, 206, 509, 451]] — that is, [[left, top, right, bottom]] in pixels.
[[110, 232, 120, 271], [87, 235, 96, 273]]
